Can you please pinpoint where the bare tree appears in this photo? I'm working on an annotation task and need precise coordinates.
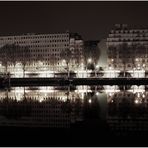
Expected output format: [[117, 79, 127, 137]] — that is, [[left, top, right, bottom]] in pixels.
[[83, 41, 100, 70], [18, 46, 31, 77], [118, 43, 130, 77], [60, 49, 72, 78], [0, 45, 8, 73], [8, 44, 21, 75]]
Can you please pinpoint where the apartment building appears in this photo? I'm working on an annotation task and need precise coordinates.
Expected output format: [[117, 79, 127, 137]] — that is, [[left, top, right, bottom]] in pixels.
[[0, 32, 84, 77], [107, 24, 148, 77]]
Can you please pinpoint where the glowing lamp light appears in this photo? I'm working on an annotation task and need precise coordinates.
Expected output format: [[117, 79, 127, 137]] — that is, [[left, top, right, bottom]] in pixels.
[[135, 58, 139, 62], [138, 64, 140, 67], [96, 65, 99, 69], [96, 92, 99, 96], [109, 93, 112, 97], [135, 99, 139, 104], [109, 66, 112, 70], [62, 59, 65, 63], [88, 58, 92, 63], [111, 59, 114, 62], [88, 99, 92, 104]]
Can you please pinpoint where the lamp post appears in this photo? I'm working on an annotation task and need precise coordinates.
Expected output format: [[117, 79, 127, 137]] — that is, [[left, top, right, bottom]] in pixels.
[[109, 66, 112, 78], [133, 67, 135, 78], [143, 64, 146, 78], [95, 65, 99, 78], [87, 58, 92, 78]]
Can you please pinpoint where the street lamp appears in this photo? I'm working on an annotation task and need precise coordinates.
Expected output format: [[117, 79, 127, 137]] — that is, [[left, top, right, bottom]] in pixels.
[[135, 58, 139, 62], [109, 66, 112, 78], [95, 65, 99, 78], [86, 58, 92, 78], [88, 58, 92, 63]]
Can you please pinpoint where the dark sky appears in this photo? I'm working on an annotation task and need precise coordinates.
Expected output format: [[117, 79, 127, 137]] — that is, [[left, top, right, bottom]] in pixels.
[[0, 1, 148, 40]]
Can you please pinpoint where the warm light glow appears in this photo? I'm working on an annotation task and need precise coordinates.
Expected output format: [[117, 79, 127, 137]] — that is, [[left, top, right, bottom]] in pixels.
[[128, 85, 145, 93], [104, 70, 120, 78], [135, 58, 139, 62], [75, 85, 91, 93], [129, 69, 145, 78], [135, 99, 139, 104], [142, 94, 145, 98], [137, 92, 140, 98], [109, 93, 112, 97], [96, 65, 99, 69], [111, 59, 114, 62], [88, 58, 92, 63], [76, 70, 92, 78], [88, 99, 92, 104], [96, 92, 99, 96]]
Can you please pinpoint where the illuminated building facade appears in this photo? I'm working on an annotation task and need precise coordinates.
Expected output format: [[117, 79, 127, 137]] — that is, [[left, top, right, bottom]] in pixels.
[[107, 24, 148, 77], [0, 32, 84, 77]]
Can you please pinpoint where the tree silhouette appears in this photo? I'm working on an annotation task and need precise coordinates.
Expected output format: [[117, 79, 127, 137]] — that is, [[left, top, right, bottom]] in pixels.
[[20, 46, 31, 77], [0, 44, 31, 77], [0, 44, 20, 74], [84, 41, 100, 70], [60, 49, 72, 77]]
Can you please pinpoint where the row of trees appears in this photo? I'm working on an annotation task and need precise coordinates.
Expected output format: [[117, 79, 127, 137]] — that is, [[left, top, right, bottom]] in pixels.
[[0, 44, 31, 76], [60, 43, 101, 70], [109, 43, 148, 76], [0, 42, 101, 77], [83, 41, 100, 70]]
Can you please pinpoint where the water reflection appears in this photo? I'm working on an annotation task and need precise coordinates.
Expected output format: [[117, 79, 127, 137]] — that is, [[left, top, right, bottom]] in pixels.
[[107, 85, 148, 134], [0, 85, 148, 134]]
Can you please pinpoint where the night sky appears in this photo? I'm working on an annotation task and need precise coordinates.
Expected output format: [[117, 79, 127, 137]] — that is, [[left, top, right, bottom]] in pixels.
[[0, 1, 148, 40]]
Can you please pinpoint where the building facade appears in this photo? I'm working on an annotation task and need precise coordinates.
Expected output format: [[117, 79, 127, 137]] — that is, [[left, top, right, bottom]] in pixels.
[[107, 24, 148, 77], [0, 32, 84, 77]]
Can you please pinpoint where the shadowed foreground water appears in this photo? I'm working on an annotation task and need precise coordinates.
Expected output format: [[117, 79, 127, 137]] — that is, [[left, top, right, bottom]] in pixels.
[[0, 85, 148, 146]]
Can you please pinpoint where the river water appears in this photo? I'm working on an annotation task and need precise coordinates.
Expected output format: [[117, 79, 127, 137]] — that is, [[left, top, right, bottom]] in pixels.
[[0, 85, 148, 146]]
